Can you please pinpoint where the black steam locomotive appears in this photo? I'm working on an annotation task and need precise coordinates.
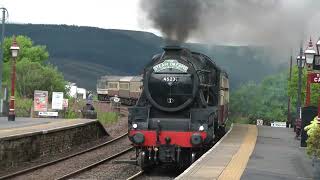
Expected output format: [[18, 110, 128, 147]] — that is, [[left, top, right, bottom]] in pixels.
[[128, 46, 229, 169]]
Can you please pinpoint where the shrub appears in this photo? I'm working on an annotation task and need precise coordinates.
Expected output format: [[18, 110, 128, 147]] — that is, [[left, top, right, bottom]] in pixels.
[[98, 112, 118, 125], [15, 98, 33, 117], [305, 117, 320, 158]]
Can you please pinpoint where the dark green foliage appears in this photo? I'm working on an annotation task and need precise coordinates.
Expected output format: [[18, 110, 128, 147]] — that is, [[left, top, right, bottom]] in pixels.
[[15, 60, 66, 99], [288, 67, 320, 108], [230, 71, 288, 124], [5, 24, 285, 90]]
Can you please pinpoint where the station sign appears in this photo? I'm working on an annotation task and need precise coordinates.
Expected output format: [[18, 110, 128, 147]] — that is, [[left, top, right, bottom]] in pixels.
[[39, 111, 58, 117], [34, 90, 48, 112], [256, 119, 263, 126], [52, 92, 64, 110], [309, 73, 320, 83], [63, 99, 69, 108], [271, 122, 286, 128]]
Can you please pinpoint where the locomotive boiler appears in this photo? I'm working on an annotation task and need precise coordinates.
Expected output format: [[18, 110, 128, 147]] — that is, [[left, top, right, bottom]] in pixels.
[[128, 46, 229, 169]]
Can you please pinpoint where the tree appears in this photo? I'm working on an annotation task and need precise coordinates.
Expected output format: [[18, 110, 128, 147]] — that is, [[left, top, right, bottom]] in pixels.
[[3, 35, 48, 63], [2, 35, 66, 99], [288, 67, 320, 109], [230, 71, 289, 124], [15, 60, 66, 99]]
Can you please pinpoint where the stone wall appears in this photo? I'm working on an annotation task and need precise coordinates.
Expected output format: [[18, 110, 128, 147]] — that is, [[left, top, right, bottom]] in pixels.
[[0, 121, 108, 170]]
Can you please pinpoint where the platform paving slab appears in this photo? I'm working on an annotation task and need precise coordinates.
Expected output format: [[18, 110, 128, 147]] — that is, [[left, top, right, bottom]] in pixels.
[[176, 124, 257, 180], [0, 117, 97, 139], [241, 126, 313, 180]]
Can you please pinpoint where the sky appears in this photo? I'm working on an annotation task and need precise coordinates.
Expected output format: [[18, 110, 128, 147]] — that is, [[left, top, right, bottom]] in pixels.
[[1, 0, 319, 51], [0, 0, 159, 34]]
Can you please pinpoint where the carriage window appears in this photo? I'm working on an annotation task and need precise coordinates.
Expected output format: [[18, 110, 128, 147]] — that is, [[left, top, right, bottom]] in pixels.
[[97, 80, 106, 89], [119, 83, 129, 90], [108, 82, 118, 89]]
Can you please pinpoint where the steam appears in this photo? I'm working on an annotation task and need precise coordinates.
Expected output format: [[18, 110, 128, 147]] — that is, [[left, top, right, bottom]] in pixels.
[[140, 0, 204, 42], [140, 0, 320, 58]]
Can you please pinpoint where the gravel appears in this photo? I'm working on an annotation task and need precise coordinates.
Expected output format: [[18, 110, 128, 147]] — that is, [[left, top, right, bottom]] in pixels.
[[136, 166, 185, 180], [74, 151, 141, 180]]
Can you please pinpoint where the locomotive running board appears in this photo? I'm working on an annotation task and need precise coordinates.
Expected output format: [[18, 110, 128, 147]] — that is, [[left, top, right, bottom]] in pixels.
[[113, 159, 138, 165]]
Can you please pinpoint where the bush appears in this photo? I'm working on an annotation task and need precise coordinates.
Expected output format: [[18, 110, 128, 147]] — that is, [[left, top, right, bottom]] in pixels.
[[305, 117, 320, 158], [15, 98, 33, 117], [98, 112, 118, 125], [64, 109, 80, 119]]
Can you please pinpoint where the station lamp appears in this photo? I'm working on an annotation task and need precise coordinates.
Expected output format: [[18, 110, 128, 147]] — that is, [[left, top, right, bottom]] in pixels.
[[304, 38, 316, 70], [10, 39, 20, 58], [316, 38, 320, 55], [296, 54, 306, 68]]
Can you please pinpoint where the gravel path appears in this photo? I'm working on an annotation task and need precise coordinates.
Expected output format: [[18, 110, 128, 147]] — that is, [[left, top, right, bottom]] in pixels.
[[11, 135, 131, 180]]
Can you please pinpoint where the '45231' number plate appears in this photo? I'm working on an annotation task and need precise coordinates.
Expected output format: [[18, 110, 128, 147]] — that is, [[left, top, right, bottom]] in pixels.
[[162, 76, 178, 82]]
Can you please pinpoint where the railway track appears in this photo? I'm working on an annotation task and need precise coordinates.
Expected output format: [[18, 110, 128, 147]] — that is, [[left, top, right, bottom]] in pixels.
[[126, 170, 144, 180], [0, 133, 129, 180], [56, 146, 134, 180]]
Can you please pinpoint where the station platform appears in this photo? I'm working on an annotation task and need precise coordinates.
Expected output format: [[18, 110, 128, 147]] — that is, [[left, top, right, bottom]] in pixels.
[[176, 124, 314, 180], [0, 117, 108, 170], [0, 117, 99, 139]]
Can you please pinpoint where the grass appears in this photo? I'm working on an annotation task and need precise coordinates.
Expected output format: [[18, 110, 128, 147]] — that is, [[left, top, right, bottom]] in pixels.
[[97, 112, 119, 125]]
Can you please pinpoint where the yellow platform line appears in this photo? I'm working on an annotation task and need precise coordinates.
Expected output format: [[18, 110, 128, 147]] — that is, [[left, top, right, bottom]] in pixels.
[[218, 125, 258, 180]]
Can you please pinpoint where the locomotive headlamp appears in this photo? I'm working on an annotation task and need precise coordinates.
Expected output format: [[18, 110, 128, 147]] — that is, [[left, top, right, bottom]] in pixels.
[[132, 132, 145, 144], [190, 133, 203, 146], [199, 125, 204, 131], [132, 123, 138, 129]]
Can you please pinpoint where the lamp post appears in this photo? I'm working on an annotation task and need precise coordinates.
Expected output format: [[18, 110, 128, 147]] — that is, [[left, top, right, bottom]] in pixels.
[[296, 44, 305, 136], [8, 36, 19, 121], [304, 38, 316, 106]]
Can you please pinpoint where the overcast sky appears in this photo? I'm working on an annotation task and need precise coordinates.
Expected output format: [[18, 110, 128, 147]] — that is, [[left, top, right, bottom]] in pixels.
[[1, 0, 159, 34]]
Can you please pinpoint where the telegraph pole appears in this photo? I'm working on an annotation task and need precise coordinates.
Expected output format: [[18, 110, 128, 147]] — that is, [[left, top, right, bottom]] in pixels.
[[0, 7, 8, 115], [287, 55, 292, 127]]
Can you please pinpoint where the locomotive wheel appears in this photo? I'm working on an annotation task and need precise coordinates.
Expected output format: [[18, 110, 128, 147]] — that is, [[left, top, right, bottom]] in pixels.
[[215, 126, 226, 140], [137, 151, 148, 171]]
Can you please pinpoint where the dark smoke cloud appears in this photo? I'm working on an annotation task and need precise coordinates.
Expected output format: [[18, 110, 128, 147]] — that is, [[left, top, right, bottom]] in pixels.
[[140, 0, 204, 42], [140, 0, 320, 61]]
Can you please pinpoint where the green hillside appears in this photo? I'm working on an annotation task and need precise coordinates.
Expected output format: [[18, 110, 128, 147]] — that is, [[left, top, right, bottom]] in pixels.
[[5, 24, 285, 90]]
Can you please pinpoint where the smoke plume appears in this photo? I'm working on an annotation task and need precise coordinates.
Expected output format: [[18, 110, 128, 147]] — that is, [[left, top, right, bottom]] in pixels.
[[140, 0, 205, 42], [140, 0, 320, 58]]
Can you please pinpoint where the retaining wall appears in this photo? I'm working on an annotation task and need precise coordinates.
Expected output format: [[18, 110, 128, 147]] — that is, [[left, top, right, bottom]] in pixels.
[[0, 121, 108, 170]]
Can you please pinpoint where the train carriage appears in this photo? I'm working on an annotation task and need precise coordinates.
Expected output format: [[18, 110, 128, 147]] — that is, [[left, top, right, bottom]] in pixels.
[[97, 75, 142, 105]]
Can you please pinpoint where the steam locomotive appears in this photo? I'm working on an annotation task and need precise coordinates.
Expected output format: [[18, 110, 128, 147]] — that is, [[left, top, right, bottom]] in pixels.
[[128, 46, 229, 169]]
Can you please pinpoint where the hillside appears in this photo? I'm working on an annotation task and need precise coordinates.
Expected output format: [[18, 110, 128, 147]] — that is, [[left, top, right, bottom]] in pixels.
[[5, 24, 286, 90]]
